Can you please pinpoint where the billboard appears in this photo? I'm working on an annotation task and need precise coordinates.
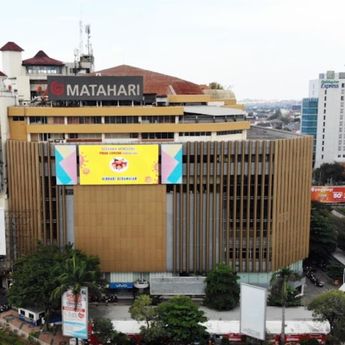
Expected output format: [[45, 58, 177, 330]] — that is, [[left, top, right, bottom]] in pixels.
[[55, 145, 77, 185], [240, 283, 267, 340], [62, 287, 88, 339], [47, 76, 143, 101], [161, 144, 183, 184], [79, 145, 159, 185], [0, 208, 5, 255], [311, 186, 345, 203]]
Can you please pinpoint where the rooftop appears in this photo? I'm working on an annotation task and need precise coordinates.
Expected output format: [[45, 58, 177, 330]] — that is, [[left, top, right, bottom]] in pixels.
[[22, 50, 64, 66], [247, 126, 304, 140], [184, 105, 245, 116], [0, 41, 24, 52], [91, 64, 203, 96], [0, 71, 6, 77]]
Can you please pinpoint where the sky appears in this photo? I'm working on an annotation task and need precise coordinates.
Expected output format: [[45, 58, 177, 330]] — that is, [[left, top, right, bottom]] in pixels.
[[1, 0, 345, 100]]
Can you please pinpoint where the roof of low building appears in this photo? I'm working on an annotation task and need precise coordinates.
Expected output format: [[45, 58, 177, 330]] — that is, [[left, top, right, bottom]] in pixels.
[[22, 50, 64, 66], [91, 64, 203, 96], [0, 41, 24, 52]]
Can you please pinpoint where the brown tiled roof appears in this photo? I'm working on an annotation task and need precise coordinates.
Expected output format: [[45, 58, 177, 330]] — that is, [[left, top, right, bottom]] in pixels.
[[22, 50, 64, 66], [0, 71, 6, 77], [91, 65, 202, 96], [0, 41, 24, 52]]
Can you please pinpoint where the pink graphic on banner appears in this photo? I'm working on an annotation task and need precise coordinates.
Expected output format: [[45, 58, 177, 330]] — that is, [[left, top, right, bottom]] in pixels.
[[161, 144, 182, 184], [55, 145, 77, 185]]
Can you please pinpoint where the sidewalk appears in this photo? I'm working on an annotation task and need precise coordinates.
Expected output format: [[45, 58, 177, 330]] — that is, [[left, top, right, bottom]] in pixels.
[[0, 310, 70, 345]]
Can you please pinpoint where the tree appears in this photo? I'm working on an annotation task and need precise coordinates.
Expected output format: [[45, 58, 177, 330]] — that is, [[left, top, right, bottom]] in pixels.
[[313, 162, 345, 185], [309, 203, 337, 264], [129, 294, 157, 329], [268, 267, 301, 307], [269, 267, 300, 345], [51, 251, 102, 310], [204, 263, 240, 310], [93, 318, 130, 345], [308, 290, 345, 343], [8, 244, 67, 321], [209, 82, 224, 90], [157, 296, 208, 345], [8, 244, 102, 324]]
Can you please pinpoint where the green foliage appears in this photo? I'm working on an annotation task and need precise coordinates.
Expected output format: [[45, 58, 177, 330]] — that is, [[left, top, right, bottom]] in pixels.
[[93, 318, 130, 345], [139, 325, 165, 345], [51, 251, 102, 309], [204, 263, 240, 310], [308, 290, 345, 341], [313, 162, 345, 185], [129, 294, 157, 328], [309, 203, 337, 263], [157, 296, 208, 345], [8, 244, 66, 311], [8, 244, 102, 319], [268, 267, 301, 307], [209, 82, 224, 90], [326, 262, 344, 280]]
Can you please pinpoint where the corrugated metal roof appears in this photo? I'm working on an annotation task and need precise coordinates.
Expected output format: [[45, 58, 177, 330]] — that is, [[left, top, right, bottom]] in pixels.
[[184, 105, 245, 116]]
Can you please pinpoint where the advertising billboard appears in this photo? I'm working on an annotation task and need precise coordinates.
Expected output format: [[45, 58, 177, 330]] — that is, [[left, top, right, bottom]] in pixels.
[[79, 145, 159, 185], [311, 186, 345, 203], [240, 283, 267, 340], [0, 208, 5, 256], [161, 144, 183, 184], [47, 76, 143, 101], [55, 145, 77, 185], [62, 287, 88, 339]]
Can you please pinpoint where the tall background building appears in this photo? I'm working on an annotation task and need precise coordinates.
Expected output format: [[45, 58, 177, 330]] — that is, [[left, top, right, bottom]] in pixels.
[[307, 71, 345, 168]]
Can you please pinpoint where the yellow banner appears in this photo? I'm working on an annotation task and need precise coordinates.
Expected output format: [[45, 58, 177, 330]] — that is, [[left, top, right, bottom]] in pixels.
[[79, 145, 159, 185]]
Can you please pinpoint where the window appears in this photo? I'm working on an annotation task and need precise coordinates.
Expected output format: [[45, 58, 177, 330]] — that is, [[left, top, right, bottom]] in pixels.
[[53, 117, 64, 124], [323, 116, 326, 120], [324, 109, 326, 114], [321, 154, 324, 159], [324, 103, 327, 107], [29, 117, 48, 124], [29, 313, 34, 319], [342, 83, 345, 88], [13, 116, 25, 121], [342, 96, 344, 101], [324, 96, 327, 101], [323, 128, 325, 133]]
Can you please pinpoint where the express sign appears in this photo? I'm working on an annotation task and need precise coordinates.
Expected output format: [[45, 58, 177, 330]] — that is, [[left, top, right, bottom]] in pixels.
[[47, 76, 143, 101]]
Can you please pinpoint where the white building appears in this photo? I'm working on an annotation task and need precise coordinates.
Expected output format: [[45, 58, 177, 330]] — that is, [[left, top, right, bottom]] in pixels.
[[313, 71, 345, 168], [0, 41, 94, 103]]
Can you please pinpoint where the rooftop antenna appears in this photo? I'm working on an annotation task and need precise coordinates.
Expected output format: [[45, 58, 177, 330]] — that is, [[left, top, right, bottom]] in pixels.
[[85, 24, 92, 56], [79, 20, 84, 56]]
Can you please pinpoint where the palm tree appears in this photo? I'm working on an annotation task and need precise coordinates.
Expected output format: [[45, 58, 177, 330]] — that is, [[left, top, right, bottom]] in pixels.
[[51, 251, 101, 310], [270, 267, 300, 345]]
